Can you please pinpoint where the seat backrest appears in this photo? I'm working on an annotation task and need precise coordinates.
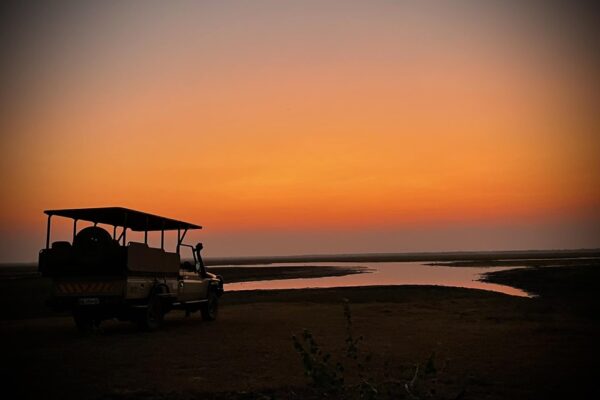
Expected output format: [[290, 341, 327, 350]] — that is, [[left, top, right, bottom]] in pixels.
[[127, 242, 179, 275], [51, 241, 71, 250]]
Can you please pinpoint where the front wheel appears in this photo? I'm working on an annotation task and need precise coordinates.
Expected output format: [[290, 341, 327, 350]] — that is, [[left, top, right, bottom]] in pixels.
[[200, 291, 219, 321]]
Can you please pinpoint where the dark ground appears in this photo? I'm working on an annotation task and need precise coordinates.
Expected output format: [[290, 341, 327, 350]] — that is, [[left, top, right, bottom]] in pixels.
[[1, 257, 599, 399]]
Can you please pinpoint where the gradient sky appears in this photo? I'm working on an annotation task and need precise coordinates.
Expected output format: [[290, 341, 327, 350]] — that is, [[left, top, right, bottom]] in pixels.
[[1, 0, 599, 262]]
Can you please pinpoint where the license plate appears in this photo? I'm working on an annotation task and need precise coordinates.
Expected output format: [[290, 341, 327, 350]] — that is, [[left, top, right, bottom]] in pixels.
[[78, 297, 100, 305]]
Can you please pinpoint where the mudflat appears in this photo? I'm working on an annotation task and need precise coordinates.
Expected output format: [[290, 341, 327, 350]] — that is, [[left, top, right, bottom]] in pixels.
[[2, 260, 599, 399]]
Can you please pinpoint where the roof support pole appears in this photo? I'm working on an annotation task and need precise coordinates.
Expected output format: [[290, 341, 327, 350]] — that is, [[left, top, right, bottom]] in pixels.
[[122, 212, 128, 246], [176, 229, 189, 253], [144, 216, 148, 244], [116, 227, 126, 243], [72, 219, 78, 242], [46, 215, 52, 249], [160, 221, 165, 250], [180, 228, 188, 244], [113, 226, 117, 239]]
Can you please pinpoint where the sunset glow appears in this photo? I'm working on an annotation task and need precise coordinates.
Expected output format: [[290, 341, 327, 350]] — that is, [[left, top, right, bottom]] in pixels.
[[1, 1, 598, 261]]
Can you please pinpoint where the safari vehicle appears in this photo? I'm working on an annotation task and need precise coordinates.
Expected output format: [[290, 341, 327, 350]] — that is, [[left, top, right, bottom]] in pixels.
[[38, 207, 224, 333]]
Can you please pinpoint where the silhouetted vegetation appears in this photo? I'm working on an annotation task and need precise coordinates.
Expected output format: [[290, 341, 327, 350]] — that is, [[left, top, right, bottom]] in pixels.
[[292, 299, 466, 399]]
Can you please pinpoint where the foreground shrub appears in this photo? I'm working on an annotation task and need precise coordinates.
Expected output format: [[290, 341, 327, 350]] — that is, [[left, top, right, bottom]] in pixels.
[[292, 299, 465, 399]]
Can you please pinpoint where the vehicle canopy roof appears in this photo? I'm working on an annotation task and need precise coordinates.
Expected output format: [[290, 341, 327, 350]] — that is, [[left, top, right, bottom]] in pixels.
[[44, 207, 201, 232]]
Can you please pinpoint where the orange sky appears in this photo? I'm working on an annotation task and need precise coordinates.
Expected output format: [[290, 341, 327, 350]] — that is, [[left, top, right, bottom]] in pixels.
[[1, 1, 599, 261]]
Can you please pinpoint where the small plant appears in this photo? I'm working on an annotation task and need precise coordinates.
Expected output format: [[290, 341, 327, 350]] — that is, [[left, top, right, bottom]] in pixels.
[[292, 300, 464, 399], [291, 299, 375, 396], [343, 298, 362, 360], [291, 329, 344, 392], [342, 299, 377, 400]]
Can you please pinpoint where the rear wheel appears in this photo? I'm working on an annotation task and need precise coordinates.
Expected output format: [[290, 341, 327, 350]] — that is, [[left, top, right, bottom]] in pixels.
[[200, 291, 219, 321], [138, 295, 164, 331]]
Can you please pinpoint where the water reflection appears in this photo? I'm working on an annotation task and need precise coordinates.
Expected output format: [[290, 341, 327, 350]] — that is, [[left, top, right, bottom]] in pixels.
[[218, 262, 530, 297]]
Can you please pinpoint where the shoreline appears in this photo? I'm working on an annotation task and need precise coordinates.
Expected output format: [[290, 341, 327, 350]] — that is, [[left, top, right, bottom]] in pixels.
[[204, 248, 600, 265], [427, 257, 600, 268]]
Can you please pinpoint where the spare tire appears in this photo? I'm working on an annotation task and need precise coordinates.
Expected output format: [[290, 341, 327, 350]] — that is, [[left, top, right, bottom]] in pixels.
[[73, 226, 112, 252]]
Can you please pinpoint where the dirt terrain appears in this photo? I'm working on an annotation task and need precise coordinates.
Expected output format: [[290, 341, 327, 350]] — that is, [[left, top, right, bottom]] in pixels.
[[1, 258, 599, 399]]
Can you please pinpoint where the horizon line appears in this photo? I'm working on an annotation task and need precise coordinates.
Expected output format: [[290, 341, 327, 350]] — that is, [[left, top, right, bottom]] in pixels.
[[3, 247, 599, 266]]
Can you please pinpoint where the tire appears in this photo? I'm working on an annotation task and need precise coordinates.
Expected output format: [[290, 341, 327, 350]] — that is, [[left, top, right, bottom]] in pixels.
[[200, 291, 219, 321], [138, 294, 164, 331]]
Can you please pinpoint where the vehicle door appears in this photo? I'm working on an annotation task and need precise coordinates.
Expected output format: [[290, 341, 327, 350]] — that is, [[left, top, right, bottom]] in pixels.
[[178, 267, 209, 302]]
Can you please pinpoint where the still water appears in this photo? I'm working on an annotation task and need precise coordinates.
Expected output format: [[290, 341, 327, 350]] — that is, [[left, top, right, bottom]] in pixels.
[[217, 262, 530, 297]]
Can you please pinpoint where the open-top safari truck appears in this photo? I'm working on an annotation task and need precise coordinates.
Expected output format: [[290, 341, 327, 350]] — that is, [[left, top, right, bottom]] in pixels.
[[38, 207, 223, 333]]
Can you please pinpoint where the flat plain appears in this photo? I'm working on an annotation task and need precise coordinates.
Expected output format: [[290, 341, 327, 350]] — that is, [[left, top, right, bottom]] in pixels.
[[1, 255, 599, 399]]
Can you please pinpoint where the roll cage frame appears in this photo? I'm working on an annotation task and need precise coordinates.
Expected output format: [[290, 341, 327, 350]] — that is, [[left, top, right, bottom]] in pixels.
[[43, 207, 202, 255]]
